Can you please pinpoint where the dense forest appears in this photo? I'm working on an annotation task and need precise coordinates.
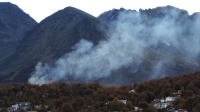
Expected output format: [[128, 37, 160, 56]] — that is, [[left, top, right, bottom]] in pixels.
[[1, 71, 200, 112]]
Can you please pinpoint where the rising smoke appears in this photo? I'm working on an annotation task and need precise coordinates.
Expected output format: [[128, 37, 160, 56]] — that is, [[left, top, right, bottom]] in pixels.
[[28, 6, 200, 85]]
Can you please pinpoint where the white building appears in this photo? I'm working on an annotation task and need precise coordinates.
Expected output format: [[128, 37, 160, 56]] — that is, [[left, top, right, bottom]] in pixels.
[[150, 98, 173, 109], [118, 100, 127, 105], [7, 104, 19, 112], [150, 90, 181, 109], [129, 89, 135, 93], [152, 102, 171, 109], [15, 102, 30, 107], [173, 90, 182, 97], [160, 98, 165, 103], [165, 96, 178, 102], [8, 107, 16, 112], [16, 102, 30, 112], [12, 104, 19, 110], [135, 107, 143, 111]]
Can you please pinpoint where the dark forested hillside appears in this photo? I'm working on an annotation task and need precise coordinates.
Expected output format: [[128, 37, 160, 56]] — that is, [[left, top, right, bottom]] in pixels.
[[0, 71, 200, 112]]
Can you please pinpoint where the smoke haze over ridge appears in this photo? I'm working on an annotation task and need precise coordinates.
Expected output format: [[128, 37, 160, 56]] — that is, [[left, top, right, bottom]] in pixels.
[[29, 6, 200, 85]]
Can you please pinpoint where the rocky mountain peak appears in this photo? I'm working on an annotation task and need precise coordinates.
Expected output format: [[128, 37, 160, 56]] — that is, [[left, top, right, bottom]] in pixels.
[[0, 5, 108, 83]]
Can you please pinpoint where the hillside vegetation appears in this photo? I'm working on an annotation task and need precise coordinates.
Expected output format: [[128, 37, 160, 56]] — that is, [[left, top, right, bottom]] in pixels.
[[0, 71, 200, 112]]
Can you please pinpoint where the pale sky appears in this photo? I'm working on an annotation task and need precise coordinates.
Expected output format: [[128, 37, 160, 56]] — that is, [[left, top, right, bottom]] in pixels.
[[1, 0, 200, 22]]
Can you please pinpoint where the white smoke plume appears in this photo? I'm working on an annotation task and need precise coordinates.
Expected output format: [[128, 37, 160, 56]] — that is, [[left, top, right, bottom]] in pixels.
[[29, 7, 200, 85], [28, 12, 146, 85]]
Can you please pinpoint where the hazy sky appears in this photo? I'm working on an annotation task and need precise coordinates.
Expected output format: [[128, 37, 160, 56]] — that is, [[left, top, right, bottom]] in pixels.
[[1, 0, 200, 22]]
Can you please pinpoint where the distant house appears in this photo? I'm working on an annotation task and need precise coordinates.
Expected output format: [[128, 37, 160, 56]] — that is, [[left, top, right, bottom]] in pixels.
[[15, 102, 30, 112], [167, 107, 176, 112], [173, 90, 181, 97], [150, 90, 181, 109], [154, 102, 171, 109], [118, 100, 127, 105], [34, 105, 41, 109], [7, 107, 17, 112], [150, 98, 172, 109], [44, 105, 49, 109], [149, 98, 172, 109], [12, 104, 19, 110], [106, 100, 127, 106], [165, 96, 178, 102], [105, 99, 127, 109], [134, 107, 143, 111], [7, 104, 19, 112], [15, 102, 30, 108], [16, 91, 22, 96], [129, 89, 135, 93]]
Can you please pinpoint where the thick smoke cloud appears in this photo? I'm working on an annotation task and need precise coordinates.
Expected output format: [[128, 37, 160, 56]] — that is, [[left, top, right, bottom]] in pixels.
[[29, 7, 200, 85], [28, 12, 147, 85]]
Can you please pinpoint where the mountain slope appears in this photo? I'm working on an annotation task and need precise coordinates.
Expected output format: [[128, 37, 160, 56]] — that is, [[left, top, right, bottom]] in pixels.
[[0, 5, 199, 85], [97, 46, 199, 85], [0, 2, 37, 56], [0, 6, 108, 83], [98, 6, 200, 60], [95, 6, 200, 84]]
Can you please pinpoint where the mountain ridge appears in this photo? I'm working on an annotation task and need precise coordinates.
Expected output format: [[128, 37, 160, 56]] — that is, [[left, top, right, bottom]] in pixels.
[[0, 2, 37, 56], [98, 6, 200, 60], [0, 4, 199, 85], [0, 6, 108, 83]]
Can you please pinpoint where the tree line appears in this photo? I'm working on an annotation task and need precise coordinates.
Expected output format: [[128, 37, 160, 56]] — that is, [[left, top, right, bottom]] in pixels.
[[0, 71, 200, 112]]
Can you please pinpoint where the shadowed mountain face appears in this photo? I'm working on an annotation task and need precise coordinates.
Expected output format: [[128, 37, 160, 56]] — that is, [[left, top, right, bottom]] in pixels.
[[0, 5, 199, 85], [0, 6, 108, 83], [0, 2, 37, 56]]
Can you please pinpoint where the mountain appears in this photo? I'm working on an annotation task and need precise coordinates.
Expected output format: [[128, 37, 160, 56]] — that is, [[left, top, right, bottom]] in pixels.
[[97, 46, 199, 85], [0, 5, 199, 84], [0, 6, 108, 83], [0, 2, 37, 56], [98, 6, 189, 25], [96, 6, 200, 84], [98, 6, 200, 60]]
